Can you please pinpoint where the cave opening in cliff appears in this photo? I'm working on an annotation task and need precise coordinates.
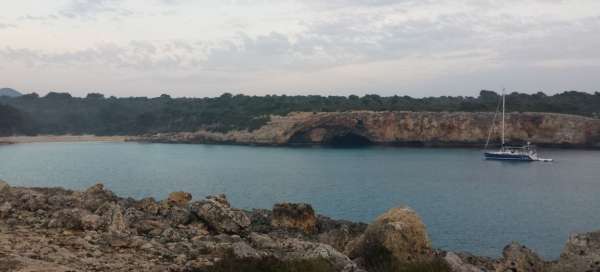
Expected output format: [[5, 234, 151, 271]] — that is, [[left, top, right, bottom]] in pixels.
[[328, 132, 372, 147]]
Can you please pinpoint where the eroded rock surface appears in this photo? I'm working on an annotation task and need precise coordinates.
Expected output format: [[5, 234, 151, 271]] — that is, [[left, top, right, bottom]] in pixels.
[[2, 181, 600, 272], [495, 242, 546, 272], [134, 111, 600, 148], [271, 203, 317, 234], [551, 230, 600, 272], [189, 194, 250, 234]]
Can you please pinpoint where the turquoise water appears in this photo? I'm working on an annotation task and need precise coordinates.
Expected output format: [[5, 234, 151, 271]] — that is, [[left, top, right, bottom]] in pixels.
[[1, 142, 600, 259]]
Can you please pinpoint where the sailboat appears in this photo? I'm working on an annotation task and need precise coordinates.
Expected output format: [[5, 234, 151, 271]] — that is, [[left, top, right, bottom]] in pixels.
[[483, 91, 553, 162]]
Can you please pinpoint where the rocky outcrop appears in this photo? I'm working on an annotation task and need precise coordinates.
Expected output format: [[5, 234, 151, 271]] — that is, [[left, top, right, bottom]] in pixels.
[[271, 203, 317, 234], [495, 242, 547, 272], [167, 191, 193, 207], [3, 181, 600, 271], [189, 194, 251, 234], [133, 111, 600, 148], [443, 252, 484, 272], [550, 230, 600, 272], [347, 207, 433, 266], [0, 182, 365, 271]]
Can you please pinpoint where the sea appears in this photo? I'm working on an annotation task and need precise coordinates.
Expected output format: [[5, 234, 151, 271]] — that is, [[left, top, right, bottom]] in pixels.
[[1, 142, 600, 259]]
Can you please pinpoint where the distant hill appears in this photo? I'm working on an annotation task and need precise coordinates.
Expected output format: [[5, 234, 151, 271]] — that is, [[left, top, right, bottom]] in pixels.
[[0, 88, 22, 97]]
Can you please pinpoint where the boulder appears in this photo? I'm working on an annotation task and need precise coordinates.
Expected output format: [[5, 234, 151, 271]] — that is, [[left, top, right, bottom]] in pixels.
[[81, 183, 116, 212], [232, 241, 269, 259], [247, 232, 361, 271], [81, 214, 103, 230], [48, 208, 89, 230], [282, 238, 361, 271], [495, 242, 546, 272], [347, 206, 433, 264], [167, 192, 192, 207], [552, 230, 600, 272], [160, 205, 192, 226], [189, 194, 250, 234], [317, 216, 368, 252], [0, 180, 9, 193], [0, 201, 12, 219], [443, 252, 483, 272], [271, 203, 317, 234], [17, 189, 48, 211], [132, 219, 170, 237], [95, 202, 128, 233], [135, 197, 160, 215]]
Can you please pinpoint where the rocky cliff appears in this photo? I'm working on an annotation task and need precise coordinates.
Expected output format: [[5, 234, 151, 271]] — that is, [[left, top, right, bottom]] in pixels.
[[134, 111, 600, 148], [1, 180, 600, 272]]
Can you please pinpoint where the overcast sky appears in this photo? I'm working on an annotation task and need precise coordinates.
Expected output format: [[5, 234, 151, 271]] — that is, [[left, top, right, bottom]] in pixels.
[[1, 0, 599, 97]]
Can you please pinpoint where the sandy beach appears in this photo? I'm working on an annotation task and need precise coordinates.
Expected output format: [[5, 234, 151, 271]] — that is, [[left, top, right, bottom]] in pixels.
[[0, 135, 128, 144]]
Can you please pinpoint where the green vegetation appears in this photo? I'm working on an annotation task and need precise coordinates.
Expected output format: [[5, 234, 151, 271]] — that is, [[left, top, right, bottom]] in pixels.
[[0, 104, 34, 136], [1, 90, 599, 136]]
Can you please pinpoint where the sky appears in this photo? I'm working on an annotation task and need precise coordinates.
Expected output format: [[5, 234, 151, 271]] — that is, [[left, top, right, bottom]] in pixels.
[[0, 0, 599, 98]]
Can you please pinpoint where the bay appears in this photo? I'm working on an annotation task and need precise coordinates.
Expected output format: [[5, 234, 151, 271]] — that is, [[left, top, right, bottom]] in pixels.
[[1, 142, 599, 259]]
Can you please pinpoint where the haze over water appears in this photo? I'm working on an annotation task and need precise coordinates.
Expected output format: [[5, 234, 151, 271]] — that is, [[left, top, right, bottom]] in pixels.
[[1, 142, 599, 259]]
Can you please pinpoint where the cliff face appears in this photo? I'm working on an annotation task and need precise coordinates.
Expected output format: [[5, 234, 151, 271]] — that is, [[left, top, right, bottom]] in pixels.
[[135, 111, 600, 147]]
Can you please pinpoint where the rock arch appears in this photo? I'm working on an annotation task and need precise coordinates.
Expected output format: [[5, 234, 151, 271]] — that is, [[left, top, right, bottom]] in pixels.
[[287, 125, 373, 146]]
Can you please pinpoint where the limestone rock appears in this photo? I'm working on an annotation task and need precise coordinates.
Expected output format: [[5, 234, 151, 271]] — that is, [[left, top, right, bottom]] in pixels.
[[495, 242, 546, 272], [552, 230, 600, 272], [189, 194, 250, 234], [246, 232, 361, 271], [95, 202, 128, 233], [135, 197, 160, 215], [81, 183, 117, 212], [48, 208, 89, 230], [134, 111, 600, 148], [0, 179, 9, 193], [133, 219, 171, 237], [248, 209, 273, 233], [81, 214, 103, 230], [347, 206, 432, 264], [160, 205, 192, 226], [232, 241, 268, 259], [271, 203, 317, 234], [0, 201, 12, 219], [444, 252, 483, 272], [167, 191, 192, 207], [317, 216, 368, 253]]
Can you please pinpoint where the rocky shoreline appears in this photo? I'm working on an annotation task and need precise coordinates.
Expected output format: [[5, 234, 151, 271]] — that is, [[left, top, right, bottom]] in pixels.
[[1, 180, 599, 272]]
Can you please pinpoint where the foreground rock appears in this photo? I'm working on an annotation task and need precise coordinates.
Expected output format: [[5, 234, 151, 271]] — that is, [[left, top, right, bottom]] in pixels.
[[2, 181, 600, 271], [0, 182, 364, 271], [347, 206, 433, 266], [189, 194, 250, 234], [550, 230, 600, 272], [271, 203, 317, 234]]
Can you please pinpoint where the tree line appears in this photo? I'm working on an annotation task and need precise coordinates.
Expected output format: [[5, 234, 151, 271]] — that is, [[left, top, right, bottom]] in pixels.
[[1, 90, 599, 136]]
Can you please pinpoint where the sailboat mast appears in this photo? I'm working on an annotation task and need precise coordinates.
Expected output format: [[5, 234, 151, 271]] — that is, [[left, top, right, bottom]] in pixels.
[[501, 90, 505, 146]]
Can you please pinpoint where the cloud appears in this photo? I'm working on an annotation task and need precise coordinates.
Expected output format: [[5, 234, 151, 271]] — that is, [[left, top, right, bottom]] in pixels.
[[59, 0, 132, 19], [0, 22, 17, 29], [1, 0, 599, 96]]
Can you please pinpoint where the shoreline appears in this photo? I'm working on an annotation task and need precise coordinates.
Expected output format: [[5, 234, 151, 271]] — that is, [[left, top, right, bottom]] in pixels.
[[2, 134, 600, 150], [0, 135, 129, 144], [1, 181, 598, 271]]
